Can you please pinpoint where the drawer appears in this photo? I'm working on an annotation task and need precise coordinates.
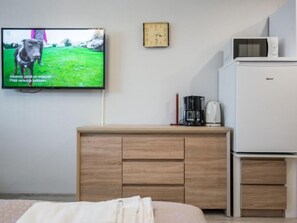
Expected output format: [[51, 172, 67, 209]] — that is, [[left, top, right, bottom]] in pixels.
[[123, 161, 184, 185], [241, 159, 286, 185], [123, 186, 184, 203], [241, 185, 287, 210], [123, 136, 184, 159]]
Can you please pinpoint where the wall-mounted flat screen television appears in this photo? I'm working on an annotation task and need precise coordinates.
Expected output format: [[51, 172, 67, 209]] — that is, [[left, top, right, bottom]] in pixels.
[[1, 28, 105, 89]]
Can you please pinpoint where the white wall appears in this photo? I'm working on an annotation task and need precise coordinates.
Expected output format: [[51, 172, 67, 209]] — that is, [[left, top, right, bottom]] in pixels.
[[270, 0, 297, 56], [0, 0, 286, 194]]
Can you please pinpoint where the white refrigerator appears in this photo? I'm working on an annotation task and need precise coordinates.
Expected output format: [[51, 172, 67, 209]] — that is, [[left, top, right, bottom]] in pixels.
[[219, 58, 297, 153]]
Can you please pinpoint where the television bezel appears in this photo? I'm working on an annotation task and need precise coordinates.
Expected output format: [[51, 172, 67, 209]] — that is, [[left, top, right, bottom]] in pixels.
[[1, 27, 105, 90]]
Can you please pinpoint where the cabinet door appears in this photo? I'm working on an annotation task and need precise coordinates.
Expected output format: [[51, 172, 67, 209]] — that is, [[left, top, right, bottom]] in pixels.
[[78, 135, 122, 201], [185, 134, 226, 209]]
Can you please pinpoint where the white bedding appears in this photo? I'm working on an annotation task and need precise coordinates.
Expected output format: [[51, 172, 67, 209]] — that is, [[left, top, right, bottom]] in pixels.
[[16, 196, 154, 223]]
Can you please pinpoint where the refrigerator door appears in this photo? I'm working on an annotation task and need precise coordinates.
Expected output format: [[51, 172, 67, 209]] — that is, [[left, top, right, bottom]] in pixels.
[[235, 64, 297, 153]]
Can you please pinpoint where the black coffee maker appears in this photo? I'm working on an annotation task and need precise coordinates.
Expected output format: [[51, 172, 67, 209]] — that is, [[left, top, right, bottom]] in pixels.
[[183, 95, 205, 126]]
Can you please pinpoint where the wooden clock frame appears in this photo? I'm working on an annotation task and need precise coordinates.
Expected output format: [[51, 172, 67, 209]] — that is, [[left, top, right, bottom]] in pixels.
[[143, 22, 169, 48]]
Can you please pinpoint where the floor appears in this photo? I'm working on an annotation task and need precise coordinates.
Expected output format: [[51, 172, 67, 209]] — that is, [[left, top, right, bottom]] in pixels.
[[0, 193, 75, 202], [204, 210, 297, 223], [1, 194, 297, 223]]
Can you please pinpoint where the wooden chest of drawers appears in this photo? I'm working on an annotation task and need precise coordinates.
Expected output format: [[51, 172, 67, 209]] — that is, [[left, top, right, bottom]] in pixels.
[[240, 158, 287, 217], [77, 126, 230, 215]]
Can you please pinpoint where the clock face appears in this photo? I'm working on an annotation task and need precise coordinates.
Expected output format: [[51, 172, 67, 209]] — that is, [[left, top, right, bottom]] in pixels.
[[143, 22, 169, 48]]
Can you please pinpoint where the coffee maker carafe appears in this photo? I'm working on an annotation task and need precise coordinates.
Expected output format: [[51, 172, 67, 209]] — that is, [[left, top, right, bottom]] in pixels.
[[183, 95, 205, 126]]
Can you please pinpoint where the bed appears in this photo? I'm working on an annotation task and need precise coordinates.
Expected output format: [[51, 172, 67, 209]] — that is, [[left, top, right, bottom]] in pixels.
[[0, 199, 206, 223]]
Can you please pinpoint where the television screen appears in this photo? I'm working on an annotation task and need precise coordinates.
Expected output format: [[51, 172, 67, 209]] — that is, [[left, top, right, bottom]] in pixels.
[[1, 28, 105, 89]]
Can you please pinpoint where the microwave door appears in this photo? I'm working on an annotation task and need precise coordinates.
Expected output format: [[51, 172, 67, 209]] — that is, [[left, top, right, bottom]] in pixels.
[[233, 39, 268, 59]]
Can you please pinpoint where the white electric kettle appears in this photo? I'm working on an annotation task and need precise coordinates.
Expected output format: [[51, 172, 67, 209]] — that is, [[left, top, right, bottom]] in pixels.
[[205, 101, 221, 127]]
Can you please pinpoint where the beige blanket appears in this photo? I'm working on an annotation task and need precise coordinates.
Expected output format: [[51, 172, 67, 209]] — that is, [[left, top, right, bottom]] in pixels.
[[16, 196, 154, 223]]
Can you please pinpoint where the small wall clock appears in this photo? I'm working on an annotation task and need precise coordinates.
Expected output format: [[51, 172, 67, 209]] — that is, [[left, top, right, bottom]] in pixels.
[[143, 22, 169, 48]]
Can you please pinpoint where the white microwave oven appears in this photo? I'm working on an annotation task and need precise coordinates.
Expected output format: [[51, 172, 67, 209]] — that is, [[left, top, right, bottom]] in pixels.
[[223, 37, 279, 65]]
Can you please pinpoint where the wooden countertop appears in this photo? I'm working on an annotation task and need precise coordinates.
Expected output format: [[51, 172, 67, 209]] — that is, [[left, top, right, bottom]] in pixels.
[[77, 125, 231, 134]]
